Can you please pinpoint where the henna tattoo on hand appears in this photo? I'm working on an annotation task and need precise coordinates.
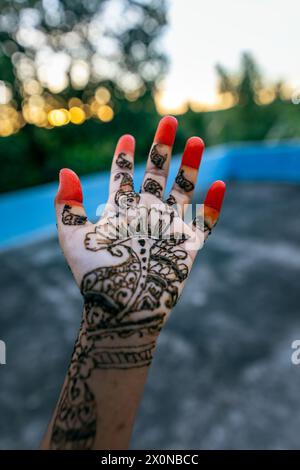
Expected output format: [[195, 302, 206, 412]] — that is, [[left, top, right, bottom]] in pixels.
[[143, 178, 163, 198], [192, 215, 214, 239], [175, 169, 195, 192], [50, 335, 97, 450], [114, 172, 140, 208], [165, 194, 177, 206], [62, 205, 87, 226], [150, 144, 167, 169], [116, 152, 133, 170], [114, 172, 133, 187], [115, 190, 140, 208], [193, 215, 209, 236], [51, 225, 189, 448]]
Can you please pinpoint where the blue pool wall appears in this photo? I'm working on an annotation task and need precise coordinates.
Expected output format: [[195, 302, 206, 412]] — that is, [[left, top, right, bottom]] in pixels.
[[0, 140, 299, 249]]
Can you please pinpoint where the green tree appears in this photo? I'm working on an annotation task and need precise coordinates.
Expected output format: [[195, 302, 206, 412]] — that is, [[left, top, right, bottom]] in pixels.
[[0, 0, 168, 193], [216, 52, 262, 107], [0, 0, 168, 103]]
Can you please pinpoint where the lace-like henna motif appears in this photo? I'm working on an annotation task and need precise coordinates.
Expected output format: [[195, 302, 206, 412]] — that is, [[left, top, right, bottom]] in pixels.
[[143, 178, 163, 198], [114, 172, 133, 186], [165, 194, 177, 206], [116, 152, 133, 170], [62, 205, 87, 226], [193, 215, 212, 238], [50, 330, 97, 450], [114, 172, 140, 208], [150, 144, 167, 169], [115, 190, 140, 208], [175, 169, 195, 192], [51, 232, 189, 449]]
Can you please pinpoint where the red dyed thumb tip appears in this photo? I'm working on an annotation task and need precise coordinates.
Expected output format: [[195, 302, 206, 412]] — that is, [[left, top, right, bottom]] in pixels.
[[204, 180, 226, 212], [55, 168, 83, 205]]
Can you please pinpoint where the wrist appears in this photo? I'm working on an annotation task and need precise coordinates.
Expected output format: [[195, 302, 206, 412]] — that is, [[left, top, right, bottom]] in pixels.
[[79, 307, 163, 370]]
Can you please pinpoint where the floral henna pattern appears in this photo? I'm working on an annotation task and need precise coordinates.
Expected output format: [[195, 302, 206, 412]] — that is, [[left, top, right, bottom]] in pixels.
[[165, 194, 177, 206], [143, 177, 163, 198], [150, 144, 167, 169], [50, 328, 97, 450], [192, 214, 211, 238], [114, 172, 140, 208], [62, 205, 87, 226], [51, 225, 189, 449], [175, 169, 195, 192], [51, 126, 225, 450], [113, 172, 133, 186], [116, 152, 133, 170]]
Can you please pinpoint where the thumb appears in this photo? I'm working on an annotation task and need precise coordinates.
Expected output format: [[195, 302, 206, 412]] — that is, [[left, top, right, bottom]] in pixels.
[[55, 168, 89, 230]]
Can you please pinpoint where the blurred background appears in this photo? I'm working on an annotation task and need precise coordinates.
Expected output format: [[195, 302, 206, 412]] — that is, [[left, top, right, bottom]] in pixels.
[[0, 0, 300, 449]]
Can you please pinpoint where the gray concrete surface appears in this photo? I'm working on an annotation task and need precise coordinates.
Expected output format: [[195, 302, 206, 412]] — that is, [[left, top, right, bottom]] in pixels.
[[0, 182, 300, 449]]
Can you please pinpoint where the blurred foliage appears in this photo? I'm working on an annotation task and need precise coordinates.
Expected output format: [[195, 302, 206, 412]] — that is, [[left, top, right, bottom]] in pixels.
[[0, 89, 163, 192], [178, 53, 300, 158], [0, 3, 300, 194], [0, 0, 167, 99], [0, 0, 169, 192]]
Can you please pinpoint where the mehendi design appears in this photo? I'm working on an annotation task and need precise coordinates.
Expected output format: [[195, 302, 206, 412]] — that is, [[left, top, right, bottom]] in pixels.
[[150, 144, 167, 169], [175, 169, 195, 192], [51, 225, 189, 449], [143, 177, 163, 198], [193, 215, 209, 236], [193, 214, 214, 239], [114, 172, 140, 208], [50, 332, 97, 450], [114, 172, 133, 187], [165, 194, 177, 206], [116, 152, 133, 170], [51, 127, 225, 450], [62, 205, 87, 226]]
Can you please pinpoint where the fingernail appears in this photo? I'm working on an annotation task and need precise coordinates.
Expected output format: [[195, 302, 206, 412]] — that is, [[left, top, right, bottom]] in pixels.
[[115, 134, 135, 156], [181, 137, 205, 169], [154, 115, 178, 146], [55, 168, 83, 205], [204, 180, 226, 212]]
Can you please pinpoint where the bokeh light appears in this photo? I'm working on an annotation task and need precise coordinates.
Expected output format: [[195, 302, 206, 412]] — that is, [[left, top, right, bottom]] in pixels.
[[0, 82, 13, 105], [95, 87, 111, 105], [70, 61, 90, 90], [48, 109, 70, 127], [0, 105, 23, 137], [23, 79, 43, 96], [69, 107, 86, 125], [22, 96, 48, 127], [97, 105, 114, 122], [68, 97, 83, 109]]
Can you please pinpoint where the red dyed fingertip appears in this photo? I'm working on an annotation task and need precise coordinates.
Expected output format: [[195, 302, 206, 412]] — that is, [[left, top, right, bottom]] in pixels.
[[204, 180, 226, 212], [154, 115, 178, 147], [115, 134, 135, 156], [55, 168, 83, 205], [181, 137, 205, 169]]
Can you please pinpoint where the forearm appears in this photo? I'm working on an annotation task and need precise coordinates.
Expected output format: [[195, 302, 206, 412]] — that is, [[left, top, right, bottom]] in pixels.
[[41, 313, 153, 450]]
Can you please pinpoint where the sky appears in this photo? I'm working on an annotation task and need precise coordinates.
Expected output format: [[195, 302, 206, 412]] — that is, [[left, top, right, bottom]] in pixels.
[[157, 0, 300, 113]]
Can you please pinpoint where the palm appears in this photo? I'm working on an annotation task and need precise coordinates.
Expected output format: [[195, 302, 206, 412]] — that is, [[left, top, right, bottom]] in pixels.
[[55, 116, 225, 368], [50, 117, 225, 450], [61, 190, 195, 335]]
